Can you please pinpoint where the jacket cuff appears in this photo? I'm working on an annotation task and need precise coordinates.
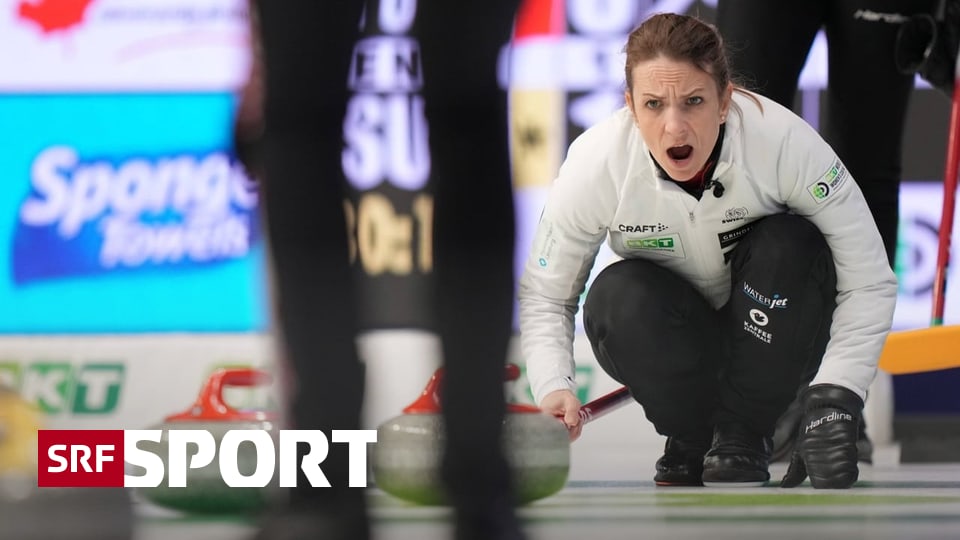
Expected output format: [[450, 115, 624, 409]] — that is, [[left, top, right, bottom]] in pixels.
[[532, 375, 578, 406]]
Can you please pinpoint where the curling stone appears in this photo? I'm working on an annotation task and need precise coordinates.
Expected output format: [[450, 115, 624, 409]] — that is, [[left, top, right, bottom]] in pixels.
[[0, 383, 43, 506], [0, 384, 134, 540], [371, 364, 572, 506], [0, 384, 41, 480], [134, 367, 281, 514]]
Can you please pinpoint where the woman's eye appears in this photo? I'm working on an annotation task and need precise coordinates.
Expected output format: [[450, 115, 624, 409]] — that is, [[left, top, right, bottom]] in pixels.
[[687, 96, 704, 105], [645, 100, 661, 109]]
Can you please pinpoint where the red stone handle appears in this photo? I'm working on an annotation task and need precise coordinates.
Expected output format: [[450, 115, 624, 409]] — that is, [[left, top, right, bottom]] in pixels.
[[402, 364, 635, 425], [402, 364, 541, 414], [165, 367, 275, 422]]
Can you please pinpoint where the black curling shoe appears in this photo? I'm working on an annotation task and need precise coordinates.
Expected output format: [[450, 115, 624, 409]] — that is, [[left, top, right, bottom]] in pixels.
[[702, 423, 772, 487], [654, 436, 710, 486]]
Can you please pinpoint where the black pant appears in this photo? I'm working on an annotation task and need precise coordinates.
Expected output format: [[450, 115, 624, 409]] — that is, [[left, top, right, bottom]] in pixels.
[[257, 0, 366, 506], [419, 0, 521, 510], [583, 215, 837, 440], [716, 0, 936, 267], [256, 0, 519, 515]]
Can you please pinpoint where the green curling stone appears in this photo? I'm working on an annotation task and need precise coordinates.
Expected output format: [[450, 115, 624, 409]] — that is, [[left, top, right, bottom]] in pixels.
[[371, 366, 571, 505], [134, 368, 282, 514]]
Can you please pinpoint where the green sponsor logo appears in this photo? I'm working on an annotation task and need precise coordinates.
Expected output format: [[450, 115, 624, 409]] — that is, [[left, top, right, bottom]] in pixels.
[[825, 165, 840, 182], [0, 361, 125, 415], [626, 236, 675, 250], [808, 161, 847, 203], [811, 182, 830, 199]]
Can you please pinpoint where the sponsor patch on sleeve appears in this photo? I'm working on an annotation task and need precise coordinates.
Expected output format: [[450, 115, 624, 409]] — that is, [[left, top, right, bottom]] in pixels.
[[533, 220, 558, 268], [806, 158, 848, 204]]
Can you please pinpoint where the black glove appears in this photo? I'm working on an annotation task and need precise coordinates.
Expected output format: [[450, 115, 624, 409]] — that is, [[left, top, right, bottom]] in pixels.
[[780, 384, 863, 489], [894, 1, 960, 97]]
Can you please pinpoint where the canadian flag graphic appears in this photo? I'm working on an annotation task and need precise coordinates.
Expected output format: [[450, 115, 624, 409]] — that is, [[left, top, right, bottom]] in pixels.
[[17, 0, 95, 34]]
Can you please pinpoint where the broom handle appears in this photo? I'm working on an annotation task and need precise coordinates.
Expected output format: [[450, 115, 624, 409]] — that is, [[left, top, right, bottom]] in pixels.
[[932, 49, 960, 325], [578, 385, 632, 425]]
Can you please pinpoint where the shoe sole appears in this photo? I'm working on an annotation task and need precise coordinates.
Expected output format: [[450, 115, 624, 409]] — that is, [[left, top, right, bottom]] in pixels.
[[702, 481, 767, 488], [654, 480, 704, 487]]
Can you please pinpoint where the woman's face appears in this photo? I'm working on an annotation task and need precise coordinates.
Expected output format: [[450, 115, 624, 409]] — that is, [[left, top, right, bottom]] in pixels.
[[625, 56, 732, 181]]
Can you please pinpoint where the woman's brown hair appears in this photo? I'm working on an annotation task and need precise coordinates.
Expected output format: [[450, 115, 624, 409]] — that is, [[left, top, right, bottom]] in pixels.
[[623, 13, 760, 111]]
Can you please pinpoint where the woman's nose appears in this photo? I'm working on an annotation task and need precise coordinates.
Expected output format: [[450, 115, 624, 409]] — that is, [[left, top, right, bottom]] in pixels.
[[663, 107, 687, 137]]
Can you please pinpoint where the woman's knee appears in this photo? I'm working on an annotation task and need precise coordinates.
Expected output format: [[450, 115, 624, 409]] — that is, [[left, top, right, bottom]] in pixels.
[[584, 259, 678, 323], [732, 214, 830, 269]]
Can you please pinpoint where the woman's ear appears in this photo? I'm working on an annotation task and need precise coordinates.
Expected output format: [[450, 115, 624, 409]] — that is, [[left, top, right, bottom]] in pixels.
[[720, 82, 734, 121]]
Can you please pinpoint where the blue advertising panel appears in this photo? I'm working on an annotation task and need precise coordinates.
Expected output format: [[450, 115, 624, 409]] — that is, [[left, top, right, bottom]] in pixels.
[[0, 93, 266, 333]]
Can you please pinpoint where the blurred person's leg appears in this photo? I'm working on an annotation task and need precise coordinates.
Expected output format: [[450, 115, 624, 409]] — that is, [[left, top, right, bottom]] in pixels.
[[254, 0, 367, 538], [823, 0, 937, 266], [818, 0, 936, 465], [716, 0, 827, 108], [417, 1, 524, 538]]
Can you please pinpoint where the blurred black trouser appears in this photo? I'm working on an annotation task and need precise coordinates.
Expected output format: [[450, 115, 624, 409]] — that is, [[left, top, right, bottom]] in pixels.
[[583, 215, 837, 440], [717, 0, 937, 267], [256, 0, 520, 514], [417, 0, 521, 511], [257, 0, 366, 509]]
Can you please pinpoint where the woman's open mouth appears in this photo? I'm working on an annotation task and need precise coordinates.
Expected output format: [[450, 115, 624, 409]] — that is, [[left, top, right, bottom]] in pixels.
[[666, 145, 693, 161]]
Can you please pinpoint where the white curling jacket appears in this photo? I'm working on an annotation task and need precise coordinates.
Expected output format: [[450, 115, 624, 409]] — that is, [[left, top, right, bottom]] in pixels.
[[519, 91, 897, 405]]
